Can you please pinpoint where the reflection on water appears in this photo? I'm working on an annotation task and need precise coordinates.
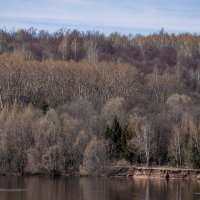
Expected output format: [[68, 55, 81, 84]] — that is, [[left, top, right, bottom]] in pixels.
[[0, 176, 199, 200]]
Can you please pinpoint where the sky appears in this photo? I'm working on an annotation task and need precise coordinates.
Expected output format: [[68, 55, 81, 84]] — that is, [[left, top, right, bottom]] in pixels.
[[0, 0, 200, 35]]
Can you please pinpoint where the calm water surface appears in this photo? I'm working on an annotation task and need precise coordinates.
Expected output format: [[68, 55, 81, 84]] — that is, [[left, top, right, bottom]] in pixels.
[[0, 176, 199, 200]]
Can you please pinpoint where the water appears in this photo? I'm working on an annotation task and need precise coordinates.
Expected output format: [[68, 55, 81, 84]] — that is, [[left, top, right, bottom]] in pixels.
[[0, 176, 199, 200]]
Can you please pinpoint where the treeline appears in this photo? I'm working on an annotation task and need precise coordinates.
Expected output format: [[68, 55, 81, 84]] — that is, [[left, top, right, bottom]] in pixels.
[[1, 28, 200, 72], [0, 29, 200, 174]]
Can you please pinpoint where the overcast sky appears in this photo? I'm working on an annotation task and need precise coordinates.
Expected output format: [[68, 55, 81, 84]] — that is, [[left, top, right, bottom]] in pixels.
[[0, 0, 200, 35]]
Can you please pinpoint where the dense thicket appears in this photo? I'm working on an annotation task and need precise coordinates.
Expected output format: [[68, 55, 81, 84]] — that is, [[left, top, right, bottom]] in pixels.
[[0, 28, 200, 175]]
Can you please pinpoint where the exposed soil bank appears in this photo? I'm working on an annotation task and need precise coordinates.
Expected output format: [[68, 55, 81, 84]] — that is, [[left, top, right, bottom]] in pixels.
[[132, 167, 200, 180], [107, 166, 200, 180]]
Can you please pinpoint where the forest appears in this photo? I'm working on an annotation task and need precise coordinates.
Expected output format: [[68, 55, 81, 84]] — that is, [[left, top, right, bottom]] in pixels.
[[0, 28, 200, 175]]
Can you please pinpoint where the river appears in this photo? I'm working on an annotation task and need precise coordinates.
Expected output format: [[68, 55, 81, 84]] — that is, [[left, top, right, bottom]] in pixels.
[[0, 176, 199, 200]]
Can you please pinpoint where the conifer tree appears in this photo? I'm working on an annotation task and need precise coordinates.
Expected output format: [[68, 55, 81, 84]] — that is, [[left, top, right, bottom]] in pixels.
[[104, 116, 131, 159]]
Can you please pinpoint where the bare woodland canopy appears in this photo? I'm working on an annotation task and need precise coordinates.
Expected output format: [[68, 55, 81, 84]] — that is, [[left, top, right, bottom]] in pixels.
[[0, 28, 200, 175]]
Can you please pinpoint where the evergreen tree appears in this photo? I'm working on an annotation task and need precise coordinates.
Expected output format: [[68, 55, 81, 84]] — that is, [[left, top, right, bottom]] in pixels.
[[192, 147, 200, 168], [104, 116, 122, 158], [104, 116, 132, 159], [183, 131, 193, 166]]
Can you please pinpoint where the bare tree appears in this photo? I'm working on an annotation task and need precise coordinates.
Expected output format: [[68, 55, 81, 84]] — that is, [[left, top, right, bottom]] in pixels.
[[128, 115, 155, 167], [80, 137, 109, 175]]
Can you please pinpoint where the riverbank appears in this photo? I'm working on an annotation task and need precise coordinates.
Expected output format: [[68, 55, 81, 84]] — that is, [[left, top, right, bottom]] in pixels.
[[108, 166, 200, 180], [0, 166, 200, 180]]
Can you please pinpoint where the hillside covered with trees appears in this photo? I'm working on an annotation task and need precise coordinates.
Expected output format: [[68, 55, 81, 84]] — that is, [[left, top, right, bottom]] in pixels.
[[0, 28, 200, 175]]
